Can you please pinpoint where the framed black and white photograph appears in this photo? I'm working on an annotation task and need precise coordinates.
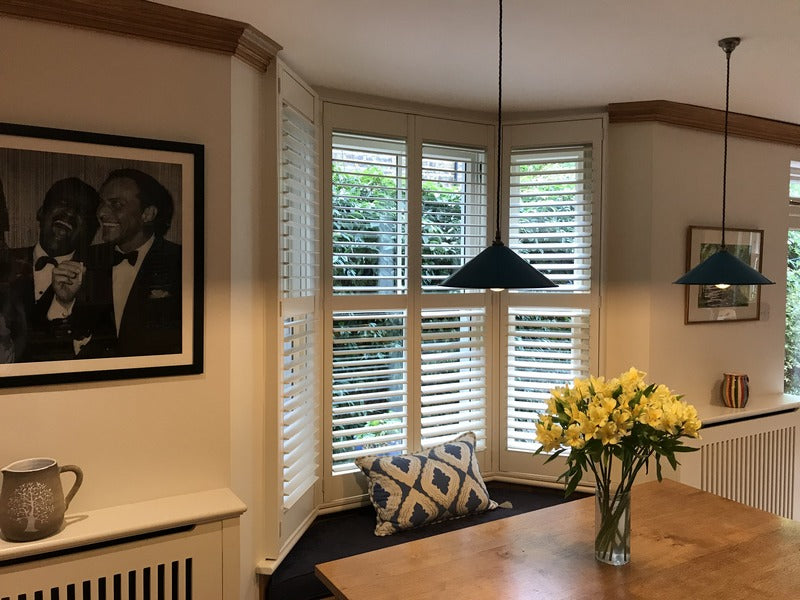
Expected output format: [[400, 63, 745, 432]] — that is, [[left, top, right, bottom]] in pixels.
[[684, 225, 763, 324], [0, 122, 203, 387]]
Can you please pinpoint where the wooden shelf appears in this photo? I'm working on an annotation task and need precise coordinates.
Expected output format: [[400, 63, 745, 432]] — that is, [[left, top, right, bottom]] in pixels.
[[0, 487, 246, 563]]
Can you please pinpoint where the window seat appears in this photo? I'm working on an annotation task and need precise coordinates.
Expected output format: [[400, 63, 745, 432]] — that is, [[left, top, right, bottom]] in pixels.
[[264, 481, 589, 600]]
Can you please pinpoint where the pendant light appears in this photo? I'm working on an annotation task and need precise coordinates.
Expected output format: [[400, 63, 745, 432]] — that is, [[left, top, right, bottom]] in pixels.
[[674, 37, 774, 287], [440, 0, 556, 291]]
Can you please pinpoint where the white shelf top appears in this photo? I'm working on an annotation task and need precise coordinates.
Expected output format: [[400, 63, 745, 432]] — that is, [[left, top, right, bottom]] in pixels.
[[698, 393, 800, 426], [0, 487, 246, 563]]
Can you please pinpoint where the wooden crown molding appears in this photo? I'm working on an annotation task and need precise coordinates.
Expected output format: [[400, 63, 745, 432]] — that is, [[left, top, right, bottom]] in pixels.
[[609, 100, 800, 147], [0, 0, 282, 71]]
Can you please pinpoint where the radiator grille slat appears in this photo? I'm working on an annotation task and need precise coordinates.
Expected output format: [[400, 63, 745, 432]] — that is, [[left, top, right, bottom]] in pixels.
[[700, 425, 795, 518], [1, 519, 223, 599], [2, 559, 194, 600]]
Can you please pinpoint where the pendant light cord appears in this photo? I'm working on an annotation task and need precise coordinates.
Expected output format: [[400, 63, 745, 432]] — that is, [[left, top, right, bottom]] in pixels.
[[494, 0, 503, 244], [721, 44, 732, 250]]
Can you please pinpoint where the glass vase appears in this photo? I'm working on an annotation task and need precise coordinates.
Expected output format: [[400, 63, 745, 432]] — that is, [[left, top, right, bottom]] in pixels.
[[594, 488, 630, 566]]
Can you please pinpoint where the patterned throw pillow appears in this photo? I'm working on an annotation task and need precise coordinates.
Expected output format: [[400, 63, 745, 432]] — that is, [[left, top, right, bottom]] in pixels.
[[355, 432, 497, 536]]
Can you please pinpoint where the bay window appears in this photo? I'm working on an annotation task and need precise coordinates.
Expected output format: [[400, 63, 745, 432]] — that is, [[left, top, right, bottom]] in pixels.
[[323, 105, 602, 501]]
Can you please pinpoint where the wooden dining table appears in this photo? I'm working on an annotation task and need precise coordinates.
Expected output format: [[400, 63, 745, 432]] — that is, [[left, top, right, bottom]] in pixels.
[[315, 479, 800, 599]]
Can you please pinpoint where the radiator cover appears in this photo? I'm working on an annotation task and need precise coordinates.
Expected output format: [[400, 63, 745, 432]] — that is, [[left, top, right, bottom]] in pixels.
[[677, 410, 800, 520], [0, 522, 223, 600]]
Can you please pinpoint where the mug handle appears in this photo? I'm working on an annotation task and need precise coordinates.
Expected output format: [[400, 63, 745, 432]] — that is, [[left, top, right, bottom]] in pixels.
[[59, 465, 84, 509]]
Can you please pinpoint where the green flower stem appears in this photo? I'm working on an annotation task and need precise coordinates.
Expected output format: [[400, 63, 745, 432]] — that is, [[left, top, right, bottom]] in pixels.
[[593, 448, 654, 563], [595, 487, 630, 563]]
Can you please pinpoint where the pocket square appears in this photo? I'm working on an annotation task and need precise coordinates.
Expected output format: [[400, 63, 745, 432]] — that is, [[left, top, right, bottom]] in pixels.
[[149, 289, 171, 299]]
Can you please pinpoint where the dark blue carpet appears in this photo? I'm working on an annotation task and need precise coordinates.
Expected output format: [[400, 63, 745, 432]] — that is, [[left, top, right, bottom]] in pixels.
[[265, 481, 588, 600]]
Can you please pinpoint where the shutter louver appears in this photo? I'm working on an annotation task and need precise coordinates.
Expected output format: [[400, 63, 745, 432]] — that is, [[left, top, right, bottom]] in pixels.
[[280, 96, 320, 509], [332, 134, 407, 294], [791, 161, 800, 204], [507, 307, 591, 452], [421, 143, 487, 291], [282, 313, 319, 508], [509, 145, 592, 291], [281, 103, 319, 297], [331, 311, 407, 472], [420, 309, 487, 448]]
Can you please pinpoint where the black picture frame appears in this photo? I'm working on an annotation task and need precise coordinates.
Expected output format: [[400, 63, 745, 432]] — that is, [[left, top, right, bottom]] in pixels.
[[0, 122, 203, 387], [684, 225, 763, 324]]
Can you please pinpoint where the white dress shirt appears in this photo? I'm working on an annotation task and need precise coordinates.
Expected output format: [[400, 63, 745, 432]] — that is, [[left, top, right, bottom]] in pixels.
[[32, 243, 73, 301], [113, 236, 154, 334]]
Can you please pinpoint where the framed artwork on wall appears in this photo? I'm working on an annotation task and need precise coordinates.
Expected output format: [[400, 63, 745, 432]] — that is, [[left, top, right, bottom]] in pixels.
[[684, 225, 764, 324], [0, 121, 203, 387]]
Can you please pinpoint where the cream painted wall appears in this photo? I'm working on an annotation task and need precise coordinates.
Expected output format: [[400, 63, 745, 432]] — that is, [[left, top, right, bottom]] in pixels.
[[606, 122, 795, 409], [603, 123, 654, 377], [0, 17, 232, 511], [3, 10, 797, 600], [229, 56, 280, 596]]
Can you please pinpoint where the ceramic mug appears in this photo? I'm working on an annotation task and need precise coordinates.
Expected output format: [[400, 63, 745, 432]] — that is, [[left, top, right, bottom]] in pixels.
[[721, 373, 749, 408], [0, 457, 83, 542]]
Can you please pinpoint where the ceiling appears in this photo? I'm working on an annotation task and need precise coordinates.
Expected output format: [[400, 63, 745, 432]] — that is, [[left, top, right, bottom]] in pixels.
[[163, 0, 800, 123]]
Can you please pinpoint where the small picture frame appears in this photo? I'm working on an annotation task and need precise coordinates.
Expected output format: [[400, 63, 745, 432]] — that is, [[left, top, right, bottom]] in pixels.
[[684, 226, 764, 324]]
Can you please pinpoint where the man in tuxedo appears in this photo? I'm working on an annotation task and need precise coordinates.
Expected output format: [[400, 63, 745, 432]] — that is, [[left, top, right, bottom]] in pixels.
[[75, 168, 182, 357], [0, 176, 9, 250], [2, 177, 100, 362], [0, 177, 15, 361]]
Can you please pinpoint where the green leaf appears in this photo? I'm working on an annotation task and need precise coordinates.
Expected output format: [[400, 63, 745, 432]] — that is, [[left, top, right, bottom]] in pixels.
[[665, 452, 678, 470], [542, 448, 566, 464], [565, 470, 582, 497]]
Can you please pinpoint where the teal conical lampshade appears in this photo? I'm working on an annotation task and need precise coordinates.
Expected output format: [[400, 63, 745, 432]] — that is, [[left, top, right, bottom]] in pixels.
[[674, 248, 774, 285], [440, 241, 557, 289], [675, 37, 773, 287], [439, 0, 557, 292]]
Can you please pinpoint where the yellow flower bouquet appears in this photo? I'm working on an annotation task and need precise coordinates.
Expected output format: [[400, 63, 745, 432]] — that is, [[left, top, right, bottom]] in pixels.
[[534, 368, 701, 565]]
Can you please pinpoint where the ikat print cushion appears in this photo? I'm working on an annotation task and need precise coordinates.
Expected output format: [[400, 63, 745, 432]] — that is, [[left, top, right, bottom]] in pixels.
[[355, 432, 497, 536]]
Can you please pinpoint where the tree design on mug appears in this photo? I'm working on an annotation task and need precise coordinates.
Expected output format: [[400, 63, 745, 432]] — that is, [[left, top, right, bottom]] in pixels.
[[7, 482, 54, 532]]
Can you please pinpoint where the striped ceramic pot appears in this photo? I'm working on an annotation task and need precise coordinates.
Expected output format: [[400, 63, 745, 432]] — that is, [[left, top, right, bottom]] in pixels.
[[721, 373, 749, 408]]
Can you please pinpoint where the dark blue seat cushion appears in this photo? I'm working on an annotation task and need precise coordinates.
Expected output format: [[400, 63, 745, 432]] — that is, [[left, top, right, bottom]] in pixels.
[[265, 481, 588, 600]]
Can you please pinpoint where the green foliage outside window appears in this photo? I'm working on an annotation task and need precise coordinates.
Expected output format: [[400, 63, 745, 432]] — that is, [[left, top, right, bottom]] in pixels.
[[785, 231, 800, 393]]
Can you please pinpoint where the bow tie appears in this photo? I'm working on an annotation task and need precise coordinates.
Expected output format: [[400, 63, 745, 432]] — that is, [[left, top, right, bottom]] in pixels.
[[34, 256, 59, 271], [113, 250, 138, 267]]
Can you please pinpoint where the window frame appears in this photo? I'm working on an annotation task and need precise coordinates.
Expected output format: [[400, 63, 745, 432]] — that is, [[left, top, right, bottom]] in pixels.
[[784, 159, 800, 394], [498, 118, 604, 482], [321, 105, 605, 502], [322, 104, 496, 502]]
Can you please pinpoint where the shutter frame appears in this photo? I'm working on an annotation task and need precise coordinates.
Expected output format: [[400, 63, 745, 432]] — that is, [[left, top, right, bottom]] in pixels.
[[508, 145, 593, 291]]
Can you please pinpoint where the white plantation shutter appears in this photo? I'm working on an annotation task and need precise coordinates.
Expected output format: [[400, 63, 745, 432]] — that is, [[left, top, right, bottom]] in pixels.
[[506, 308, 591, 452], [279, 90, 320, 509], [330, 311, 408, 472], [282, 313, 318, 507], [322, 108, 607, 498], [509, 145, 593, 291], [421, 143, 487, 291], [791, 160, 800, 204], [420, 309, 487, 448], [331, 133, 408, 294], [281, 103, 319, 297], [501, 123, 601, 473]]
